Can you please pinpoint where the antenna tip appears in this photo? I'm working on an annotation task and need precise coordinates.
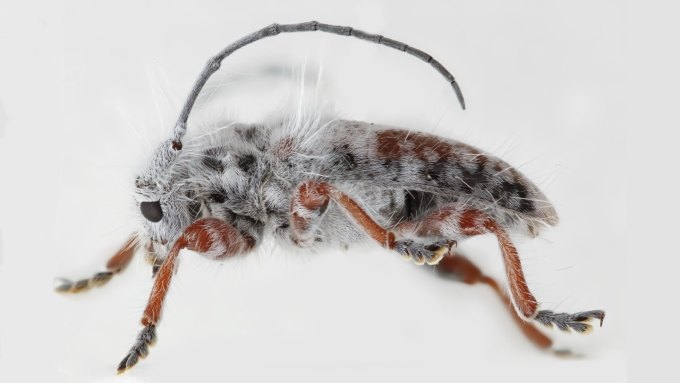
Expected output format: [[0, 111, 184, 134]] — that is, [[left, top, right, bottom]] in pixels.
[[451, 80, 465, 110]]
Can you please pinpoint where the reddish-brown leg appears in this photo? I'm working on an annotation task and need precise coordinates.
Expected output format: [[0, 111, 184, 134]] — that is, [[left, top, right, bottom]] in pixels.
[[395, 206, 538, 319], [290, 180, 331, 246], [397, 205, 604, 330], [117, 218, 255, 374], [291, 180, 396, 247], [294, 182, 604, 331], [55, 235, 139, 293], [437, 255, 552, 349]]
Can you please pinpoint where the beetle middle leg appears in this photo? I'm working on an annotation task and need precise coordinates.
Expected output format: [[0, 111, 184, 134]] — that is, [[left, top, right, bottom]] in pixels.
[[289, 180, 454, 264], [116, 218, 256, 374]]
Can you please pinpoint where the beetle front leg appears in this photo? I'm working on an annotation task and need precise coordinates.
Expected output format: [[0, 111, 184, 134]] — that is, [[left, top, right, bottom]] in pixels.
[[116, 218, 255, 374]]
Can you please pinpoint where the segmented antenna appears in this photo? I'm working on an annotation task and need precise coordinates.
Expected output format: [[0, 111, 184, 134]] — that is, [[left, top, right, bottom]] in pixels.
[[172, 21, 466, 145]]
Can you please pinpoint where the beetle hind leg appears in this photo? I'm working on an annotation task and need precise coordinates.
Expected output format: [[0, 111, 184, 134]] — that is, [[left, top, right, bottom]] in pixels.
[[393, 205, 541, 319], [436, 254, 554, 349], [289, 181, 606, 339], [534, 309, 605, 333]]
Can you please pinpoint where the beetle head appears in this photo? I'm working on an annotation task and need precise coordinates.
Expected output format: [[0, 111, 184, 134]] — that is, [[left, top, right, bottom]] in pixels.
[[134, 139, 199, 250]]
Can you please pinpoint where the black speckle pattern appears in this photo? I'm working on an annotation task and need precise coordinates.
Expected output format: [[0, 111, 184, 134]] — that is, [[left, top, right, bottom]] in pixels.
[[492, 180, 534, 213], [236, 126, 257, 141], [202, 148, 225, 172], [202, 156, 224, 172], [423, 162, 444, 182], [237, 154, 256, 172], [459, 162, 487, 192], [209, 191, 226, 204], [333, 144, 359, 171]]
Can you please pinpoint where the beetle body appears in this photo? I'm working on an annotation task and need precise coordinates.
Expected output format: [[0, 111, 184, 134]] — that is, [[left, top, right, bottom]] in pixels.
[[136, 118, 558, 262], [55, 21, 604, 374]]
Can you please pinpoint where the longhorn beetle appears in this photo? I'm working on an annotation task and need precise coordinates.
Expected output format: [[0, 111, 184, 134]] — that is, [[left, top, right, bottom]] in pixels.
[[55, 21, 605, 374]]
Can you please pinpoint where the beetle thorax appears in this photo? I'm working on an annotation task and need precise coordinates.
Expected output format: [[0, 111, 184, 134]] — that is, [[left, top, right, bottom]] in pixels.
[[133, 123, 273, 256]]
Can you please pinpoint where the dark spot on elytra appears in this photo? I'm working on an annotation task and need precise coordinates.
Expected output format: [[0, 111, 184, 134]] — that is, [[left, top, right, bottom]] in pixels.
[[458, 160, 488, 192], [423, 163, 444, 182], [332, 144, 358, 171], [382, 159, 399, 170], [517, 199, 534, 213], [237, 154, 256, 172], [492, 180, 534, 213], [380, 159, 404, 181]]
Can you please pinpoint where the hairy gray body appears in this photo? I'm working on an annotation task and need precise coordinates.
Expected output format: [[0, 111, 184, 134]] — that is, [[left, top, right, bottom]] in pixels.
[[135, 119, 557, 258], [55, 23, 605, 375]]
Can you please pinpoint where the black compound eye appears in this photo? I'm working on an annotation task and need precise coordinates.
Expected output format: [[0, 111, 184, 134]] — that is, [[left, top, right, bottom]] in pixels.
[[140, 200, 163, 222]]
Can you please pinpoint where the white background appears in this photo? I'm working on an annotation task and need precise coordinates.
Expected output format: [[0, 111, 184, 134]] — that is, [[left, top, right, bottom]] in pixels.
[[0, 1, 628, 382]]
